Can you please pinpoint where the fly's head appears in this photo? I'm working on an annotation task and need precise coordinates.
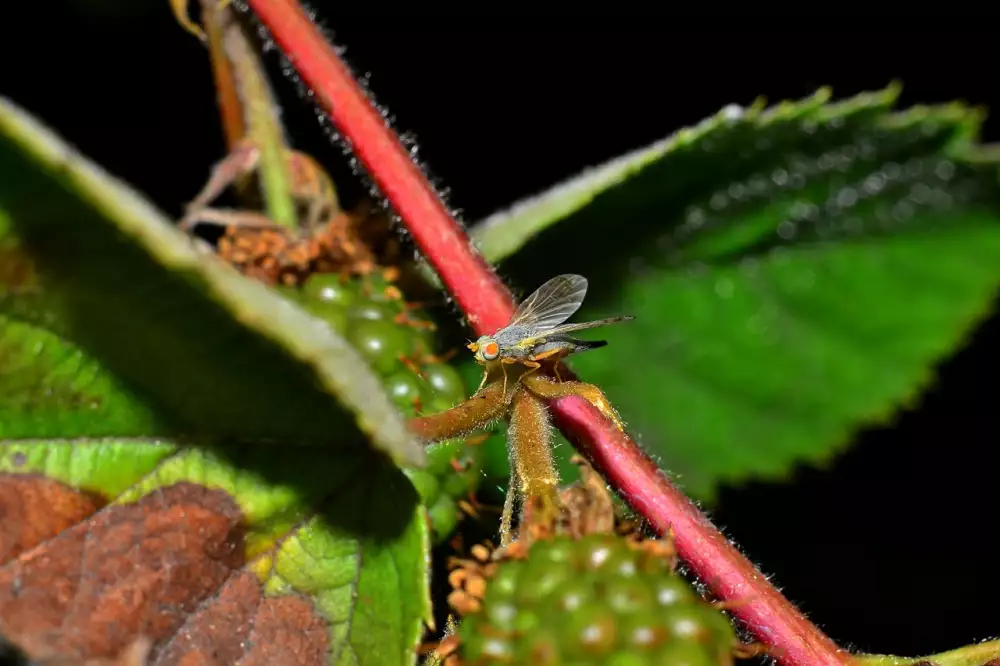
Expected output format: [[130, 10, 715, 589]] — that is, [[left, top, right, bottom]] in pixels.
[[467, 335, 502, 365]]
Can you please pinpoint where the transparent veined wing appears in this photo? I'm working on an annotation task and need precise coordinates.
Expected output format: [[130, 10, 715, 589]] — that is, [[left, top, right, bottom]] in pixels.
[[534, 315, 635, 338], [509, 274, 589, 331]]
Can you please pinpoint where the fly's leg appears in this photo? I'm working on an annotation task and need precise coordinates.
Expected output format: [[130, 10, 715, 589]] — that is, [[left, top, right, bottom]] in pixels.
[[523, 348, 564, 383], [519, 360, 542, 383], [500, 358, 520, 401], [475, 367, 490, 394]]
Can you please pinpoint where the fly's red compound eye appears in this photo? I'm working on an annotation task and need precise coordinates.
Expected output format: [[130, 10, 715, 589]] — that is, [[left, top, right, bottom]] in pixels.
[[482, 341, 500, 360]]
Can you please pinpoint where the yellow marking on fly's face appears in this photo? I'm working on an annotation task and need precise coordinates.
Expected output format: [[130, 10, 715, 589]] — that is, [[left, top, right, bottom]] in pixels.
[[468, 337, 501, 364]]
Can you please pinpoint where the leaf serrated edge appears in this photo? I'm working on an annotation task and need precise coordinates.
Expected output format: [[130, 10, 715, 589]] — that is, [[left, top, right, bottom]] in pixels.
[[470, 82, 996, 265]]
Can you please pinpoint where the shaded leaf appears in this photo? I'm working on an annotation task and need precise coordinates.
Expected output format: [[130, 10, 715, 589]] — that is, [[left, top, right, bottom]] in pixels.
[[0, 98, 432, 664], [0, 438, 432, 665], [468, 86, 1000, 498], [0, 97, 424, 469]]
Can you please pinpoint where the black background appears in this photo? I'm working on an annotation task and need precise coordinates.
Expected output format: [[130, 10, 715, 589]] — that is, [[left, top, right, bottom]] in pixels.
[[2, 6, 998, 662]]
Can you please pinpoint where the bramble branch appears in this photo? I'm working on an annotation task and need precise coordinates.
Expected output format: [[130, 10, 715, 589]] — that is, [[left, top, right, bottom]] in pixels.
[[243, 2, 854, 663]]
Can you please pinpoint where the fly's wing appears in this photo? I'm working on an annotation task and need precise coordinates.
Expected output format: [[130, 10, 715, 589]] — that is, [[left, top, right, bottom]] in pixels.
[[534, 315, 635, 338], [513, 316, 635, 353], [509, 274, 589, 331]]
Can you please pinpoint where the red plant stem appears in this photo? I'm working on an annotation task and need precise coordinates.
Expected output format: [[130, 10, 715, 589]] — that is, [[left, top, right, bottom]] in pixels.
[[245, 0, 514, 333], [245, 3, 854, 664], [553, 396, 853, 666]]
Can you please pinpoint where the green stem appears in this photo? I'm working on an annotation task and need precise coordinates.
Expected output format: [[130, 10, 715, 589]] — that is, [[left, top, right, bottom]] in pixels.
[[857, 639, 1000, 666], [217, 9, 298, 230]]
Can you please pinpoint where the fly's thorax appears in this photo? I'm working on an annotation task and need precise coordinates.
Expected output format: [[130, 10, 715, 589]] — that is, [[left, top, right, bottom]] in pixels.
[[494, 324, 534, 347], [494, 324, 536, 360]]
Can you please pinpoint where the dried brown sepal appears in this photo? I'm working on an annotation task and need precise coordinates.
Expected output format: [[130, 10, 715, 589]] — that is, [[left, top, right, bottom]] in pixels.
[[550, 454, 617, 539], [208, 204, 391, 287], [445, 543, 495, 619], [420, 615, 461, 666]]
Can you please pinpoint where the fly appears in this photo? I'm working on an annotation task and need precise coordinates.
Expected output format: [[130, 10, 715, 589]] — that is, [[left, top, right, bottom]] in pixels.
[[467, 274, 634, 396]]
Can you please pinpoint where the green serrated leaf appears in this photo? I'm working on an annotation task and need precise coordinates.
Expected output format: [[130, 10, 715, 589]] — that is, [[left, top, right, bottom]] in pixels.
[[0, 97, 424, 469], [468, 85, 1000, 499], [0, 438, 432, 665]]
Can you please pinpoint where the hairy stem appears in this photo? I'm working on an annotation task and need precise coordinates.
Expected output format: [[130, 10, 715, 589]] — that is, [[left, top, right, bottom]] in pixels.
[[245, 2, 854, 664], [244, 0, 515, 332], [553, 395, 852, 665], [409, 379, 508, 442], [505, 388, 559, 545]]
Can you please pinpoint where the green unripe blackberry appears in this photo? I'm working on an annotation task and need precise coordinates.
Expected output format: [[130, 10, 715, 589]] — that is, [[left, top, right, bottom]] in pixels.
[[385, 370, 425, 412], [417, 437, 484, 544], [291, 271, 483, 543], [356, 270, 397, 302], [405, 469, 440, 505], [427, 494, 459, 542], [348, 301, 396, 322], [302, 273, 357, 307], [274, 284, 304, 302], [308, 300, 349, 334], [348, 319, 411, 374], [422, 363, 466, 406], [455, 533, 738, 665]]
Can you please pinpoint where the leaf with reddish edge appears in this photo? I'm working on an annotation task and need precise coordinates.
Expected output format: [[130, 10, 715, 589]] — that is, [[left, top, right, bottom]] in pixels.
[[0, 439, 431, 665], [244, 3, 853, 664]]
